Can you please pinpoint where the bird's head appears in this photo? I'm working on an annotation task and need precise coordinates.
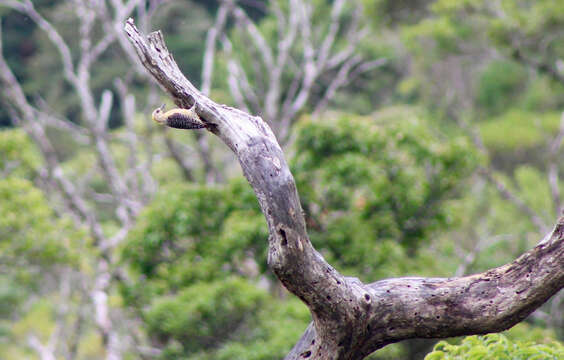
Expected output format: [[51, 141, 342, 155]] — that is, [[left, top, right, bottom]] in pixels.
[[151, 104, 166, 124]]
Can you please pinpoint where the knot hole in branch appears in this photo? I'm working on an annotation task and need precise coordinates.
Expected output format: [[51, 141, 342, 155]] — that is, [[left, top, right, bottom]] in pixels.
[[279, 227, 287, 246], [275, 224, 304, 252]]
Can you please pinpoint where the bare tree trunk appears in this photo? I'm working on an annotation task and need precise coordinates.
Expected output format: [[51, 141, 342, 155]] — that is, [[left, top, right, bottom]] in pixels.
[[125, 20, 564, 360]]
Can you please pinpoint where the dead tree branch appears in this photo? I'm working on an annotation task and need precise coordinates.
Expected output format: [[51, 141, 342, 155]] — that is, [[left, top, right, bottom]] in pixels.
[[125, 19, 564, 360]]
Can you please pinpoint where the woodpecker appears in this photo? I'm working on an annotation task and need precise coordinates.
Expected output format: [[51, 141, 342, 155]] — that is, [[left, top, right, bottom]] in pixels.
[[151, 104, 206, 130]]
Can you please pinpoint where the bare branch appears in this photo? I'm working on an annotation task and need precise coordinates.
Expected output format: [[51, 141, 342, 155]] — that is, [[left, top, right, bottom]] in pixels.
[[125, 20, 564, 360], [3, 0, 139, 221], [114, 77, 156, 207], [316, 0, 346, 70], [456, 113, 549, 233], [28, 334, 56, 360], [98, 90, 114, 132], [195, 131, 221, 184], [454, 234, 512, 277], [0, 0, 76, 82], [216, 0, 377, 144], [90, 32, 117, 64], [225, 51, 262, 113], [232, 5, 274, 70], [96, 0, 147, 76], [91, 260, 123, 360], [201, 0, 232, 96], [311, 55, 362, 117], [33, 96, 91, 144], [325, 5, 366, 70], [512, 48, 564, 84], [0, 0, 74, 76], [479, 167, 548, 233], [221, 35, 252, 113], [163, 129, 195, 181], [270, 0, 299, 96], [313, 58, 387, 117], [0, 27, 107, 245], [274, 0, 317, 139]]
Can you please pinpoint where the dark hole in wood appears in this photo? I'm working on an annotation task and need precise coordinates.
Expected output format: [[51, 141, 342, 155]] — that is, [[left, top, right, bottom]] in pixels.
[[279, 228, 287, 246], [364, 294, 371, 301], [301, 350, 312, 358]]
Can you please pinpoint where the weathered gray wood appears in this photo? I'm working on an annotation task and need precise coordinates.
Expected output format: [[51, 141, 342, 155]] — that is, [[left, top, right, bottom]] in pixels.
[[124, 18, 564, 360]]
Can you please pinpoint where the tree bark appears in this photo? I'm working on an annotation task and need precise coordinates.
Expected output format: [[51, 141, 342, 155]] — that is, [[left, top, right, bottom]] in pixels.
[[124, 19, 564, 360]]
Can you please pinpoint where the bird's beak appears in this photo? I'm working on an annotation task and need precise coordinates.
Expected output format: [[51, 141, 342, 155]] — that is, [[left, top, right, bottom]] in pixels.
[[159, 103, 166, 111]]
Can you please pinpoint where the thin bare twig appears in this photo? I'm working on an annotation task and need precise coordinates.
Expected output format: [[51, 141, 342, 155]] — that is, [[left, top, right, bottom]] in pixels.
[[479, 167, 548, 233], [163, 129, 195, 181], [201, 0, 232, 96]]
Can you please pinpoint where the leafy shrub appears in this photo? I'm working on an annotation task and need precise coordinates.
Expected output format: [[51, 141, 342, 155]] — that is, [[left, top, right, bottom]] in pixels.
[[292, 108, 478, 278], [426, 333, 564, 360]]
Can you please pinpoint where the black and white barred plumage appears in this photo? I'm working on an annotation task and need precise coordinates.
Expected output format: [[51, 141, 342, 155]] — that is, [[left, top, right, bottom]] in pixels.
[[152, 104, 206, 130]]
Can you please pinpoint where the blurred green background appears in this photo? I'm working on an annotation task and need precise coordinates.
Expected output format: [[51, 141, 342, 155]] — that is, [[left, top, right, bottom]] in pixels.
[[0, 0, 563, 359]]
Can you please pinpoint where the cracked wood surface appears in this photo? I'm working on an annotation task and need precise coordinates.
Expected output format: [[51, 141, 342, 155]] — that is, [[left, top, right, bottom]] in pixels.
[[124, 18, 564, 360]]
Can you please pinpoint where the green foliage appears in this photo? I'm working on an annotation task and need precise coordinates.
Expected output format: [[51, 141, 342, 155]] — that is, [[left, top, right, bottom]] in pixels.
[[426, 333, 564, 360], [0, 177, 84, 355], [209, 299, 310, 360], [0, 127, 85, 352], [146, 278, 267, 353], [401, 0, 564, 122], [0, 278, 25, 319], [121, 180, 299, 358], [166, 298, 310, 360], [122, 181, 263, 286], [0, 128, 40, 178], [403, 16, 471, 55], [479, 110, 562, 149], [0, 177, 76, 267], [292, 107, 478, 278], [476, 60, 528, 116]]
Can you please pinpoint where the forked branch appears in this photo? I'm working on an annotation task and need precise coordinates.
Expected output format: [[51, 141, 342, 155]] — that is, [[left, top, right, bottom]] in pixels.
[[124, 19, 564, 360]]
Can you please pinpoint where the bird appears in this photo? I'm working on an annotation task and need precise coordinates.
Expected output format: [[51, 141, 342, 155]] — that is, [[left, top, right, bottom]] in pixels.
[[151, 104, 206, 130]]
